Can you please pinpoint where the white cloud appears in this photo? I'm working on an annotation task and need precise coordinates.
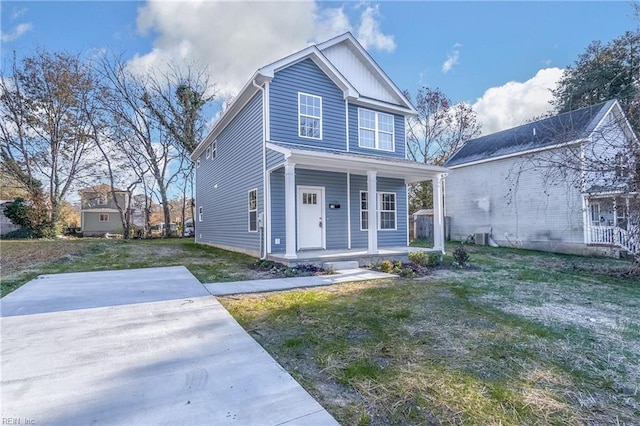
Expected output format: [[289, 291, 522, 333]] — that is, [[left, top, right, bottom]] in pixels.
[[355, 4, 395, 52], [472, 67, 564, 134], [1, 23, 33, 42], [11, 7, 28, 20], [129, 1, 395, 98], [442, 43, 461, 74]]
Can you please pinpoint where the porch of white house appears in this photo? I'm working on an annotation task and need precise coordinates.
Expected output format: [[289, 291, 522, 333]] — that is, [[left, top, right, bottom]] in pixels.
[[584, 194, 638, 255]]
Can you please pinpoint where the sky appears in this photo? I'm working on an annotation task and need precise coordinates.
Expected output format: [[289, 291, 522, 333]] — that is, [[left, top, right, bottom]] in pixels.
[[1, 1, 637, 135]]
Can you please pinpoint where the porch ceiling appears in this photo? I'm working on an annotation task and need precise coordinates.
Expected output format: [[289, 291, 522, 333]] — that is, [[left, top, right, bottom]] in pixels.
[[267, 142, 448, 183]]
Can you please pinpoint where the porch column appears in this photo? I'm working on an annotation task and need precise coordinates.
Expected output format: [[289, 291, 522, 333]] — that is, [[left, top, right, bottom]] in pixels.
[[284, 162, 297, 259], [367, 170, 378, 254], [582, 195, 590, 244], [432, 174, 445, 254]]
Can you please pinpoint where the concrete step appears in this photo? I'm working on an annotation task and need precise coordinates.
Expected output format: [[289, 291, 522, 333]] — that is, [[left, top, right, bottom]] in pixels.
[[323, 261, 359, 271]]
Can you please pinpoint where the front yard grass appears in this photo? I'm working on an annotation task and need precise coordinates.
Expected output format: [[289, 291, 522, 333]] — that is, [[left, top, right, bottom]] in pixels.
[[0, 238, 267, 297], [220, 244, 639, 425], [2, 238, 638, 423]]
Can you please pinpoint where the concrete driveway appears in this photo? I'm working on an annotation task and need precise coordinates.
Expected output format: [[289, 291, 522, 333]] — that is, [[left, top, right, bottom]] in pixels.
[[1, 266, 338, 425]]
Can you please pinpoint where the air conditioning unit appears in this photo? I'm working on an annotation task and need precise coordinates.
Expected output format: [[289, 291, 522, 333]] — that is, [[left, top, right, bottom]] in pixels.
[[474, 233, 489, 245]]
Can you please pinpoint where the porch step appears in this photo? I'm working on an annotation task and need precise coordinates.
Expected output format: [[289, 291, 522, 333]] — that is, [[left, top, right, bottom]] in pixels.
[[323, 261, 360, 271]]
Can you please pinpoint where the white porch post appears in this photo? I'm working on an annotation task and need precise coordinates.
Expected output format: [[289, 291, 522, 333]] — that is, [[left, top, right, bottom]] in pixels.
[[367, 170, 378, 254], [433, 174, 445, 254], [582, 195, 590, 244], [284, 162, 297, 259]]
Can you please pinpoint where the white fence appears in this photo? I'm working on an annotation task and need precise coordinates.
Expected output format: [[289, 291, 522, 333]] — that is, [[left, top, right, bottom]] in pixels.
[[588, 226, 639, 255]]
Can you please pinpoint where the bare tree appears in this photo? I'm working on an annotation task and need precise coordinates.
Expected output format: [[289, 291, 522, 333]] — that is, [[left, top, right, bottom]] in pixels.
[[141, 63, 215, 234], [96, 54, 185, 237], [404, 87, 481, 211], [0, 50, 99, 234]]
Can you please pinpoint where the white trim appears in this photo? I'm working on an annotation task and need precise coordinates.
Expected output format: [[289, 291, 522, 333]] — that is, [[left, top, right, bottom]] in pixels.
[[211, 140, 217, 159], [346, 172, 351, 249], [377, 192, 397, 231], [345, 99, 350, 152], [405, 183, 410, 245], [248, 188, 258, 232], [315, 32, 416, 114], [359, 190, 368, 231], [296, 185, 326, 250], [357, 107, 395, 152], [206, 144, 211, 159], [366, 171, 378, 254], [266, 170, 272, 254], [198, 206, 203, 222], [284, 162, 297, 259], [298, 92, 323, 140]]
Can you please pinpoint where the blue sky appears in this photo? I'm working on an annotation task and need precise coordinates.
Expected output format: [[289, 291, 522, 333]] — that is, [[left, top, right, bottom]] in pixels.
[[1, 1, 636, 133]]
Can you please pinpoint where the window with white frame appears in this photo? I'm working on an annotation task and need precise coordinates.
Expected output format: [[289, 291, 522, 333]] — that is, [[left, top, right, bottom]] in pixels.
[[379, 193, 396, 229], [358, 108, 394, 151], [360, 191, 369, 231], [198, 206, 203, 222], [615, 153, 628, 178], [211, 140, 217, 159], [99, 213, 109, 222], [196, 157, 201, 168], [360, 191, 396, 230], [248, 189, 258, 232], [298, 93, 322, 139], [206, 145, 211, 159]]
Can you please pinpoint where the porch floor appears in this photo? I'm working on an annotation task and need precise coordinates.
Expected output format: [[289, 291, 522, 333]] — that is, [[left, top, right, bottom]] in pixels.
[[268, 246, 442, 268]]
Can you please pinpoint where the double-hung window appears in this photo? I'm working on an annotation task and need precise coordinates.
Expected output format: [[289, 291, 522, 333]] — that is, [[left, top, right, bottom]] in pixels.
[[358, 108, 394, 151], [99, 213, 109, 222], [248, 189, 258, 232], [206, 145, 211, 159], [298, 93, 322, 139], [360, 191, 396, 230], [211, 140, 217, 159]]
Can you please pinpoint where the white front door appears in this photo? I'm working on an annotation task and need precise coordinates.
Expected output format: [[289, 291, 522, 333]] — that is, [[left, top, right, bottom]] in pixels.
[[297, 186, 325, 250]]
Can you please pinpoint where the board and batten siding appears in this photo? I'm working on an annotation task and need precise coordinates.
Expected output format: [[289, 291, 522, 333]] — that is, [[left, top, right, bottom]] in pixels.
[[195, 92, 264, 256], [269, 59, 347, 151], [445, 151, 585, 252], [347, 104, 405, 159], [269, 168, 349, 253], [349, 174, 407, 248]]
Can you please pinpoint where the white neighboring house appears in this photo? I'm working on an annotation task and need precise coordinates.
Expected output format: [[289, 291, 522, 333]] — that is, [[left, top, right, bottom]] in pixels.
[[444, 99, 638, 256]]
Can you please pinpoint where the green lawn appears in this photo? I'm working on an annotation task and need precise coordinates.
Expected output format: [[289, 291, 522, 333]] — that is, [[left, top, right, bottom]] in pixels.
[[2, 239, 638, 424], [220, 245, 639, 425], [0, 238, 263, 297]]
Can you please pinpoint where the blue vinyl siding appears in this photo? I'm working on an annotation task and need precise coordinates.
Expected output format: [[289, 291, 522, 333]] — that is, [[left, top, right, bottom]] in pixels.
[[269, 168, 349, 252], [269, 59, 346, 151], [349, 174, 407, 248], [195, 92, 263, 254], [348, 105, 405, 159], [266, 149, 285, 170]]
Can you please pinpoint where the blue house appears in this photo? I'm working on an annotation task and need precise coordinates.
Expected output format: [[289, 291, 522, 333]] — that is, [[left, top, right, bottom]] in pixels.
[[190, 33, 448, 264]]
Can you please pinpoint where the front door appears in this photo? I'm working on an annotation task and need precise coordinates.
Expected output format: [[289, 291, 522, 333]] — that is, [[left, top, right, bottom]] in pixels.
[[297, 186, 325, 250]]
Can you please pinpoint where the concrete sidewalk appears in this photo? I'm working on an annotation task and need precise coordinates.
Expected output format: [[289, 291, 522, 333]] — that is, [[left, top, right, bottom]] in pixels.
[[1, 266, 338, 425], [205, 268, 396, 296]]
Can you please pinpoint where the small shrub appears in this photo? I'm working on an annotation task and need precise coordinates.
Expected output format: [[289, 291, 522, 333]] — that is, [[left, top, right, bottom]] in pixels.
[[408, 251, 429, 266], [399, 267, 415, 278], [453, 246, 470, 266], [427, 253, 442, 266], [377, 260, 394, 273]]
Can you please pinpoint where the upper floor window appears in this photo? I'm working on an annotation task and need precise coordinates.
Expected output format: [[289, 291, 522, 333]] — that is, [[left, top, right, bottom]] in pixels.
[[358, 108, 394, 151], [298, 93, 322, 139], [211, 140, 217, 159], [206, 145, 211, 159], [97, 194, 108, 205]]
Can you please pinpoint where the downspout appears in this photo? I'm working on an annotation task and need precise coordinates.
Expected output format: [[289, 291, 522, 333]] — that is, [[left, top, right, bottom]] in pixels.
[[253, 78, 268, 259]]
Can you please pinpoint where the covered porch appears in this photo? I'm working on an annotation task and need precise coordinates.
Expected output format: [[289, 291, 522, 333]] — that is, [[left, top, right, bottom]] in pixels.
[[583, 192, 638, 254], [265, 143, 449, 263]]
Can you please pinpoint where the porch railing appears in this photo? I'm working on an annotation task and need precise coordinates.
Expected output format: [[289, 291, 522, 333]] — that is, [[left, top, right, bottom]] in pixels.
[[588, 226, 639, 255]]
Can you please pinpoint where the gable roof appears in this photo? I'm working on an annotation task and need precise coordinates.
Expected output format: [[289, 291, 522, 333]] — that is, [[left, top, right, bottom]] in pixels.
[[444, 100, 618, 168], [191, 32, 414, 160]]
